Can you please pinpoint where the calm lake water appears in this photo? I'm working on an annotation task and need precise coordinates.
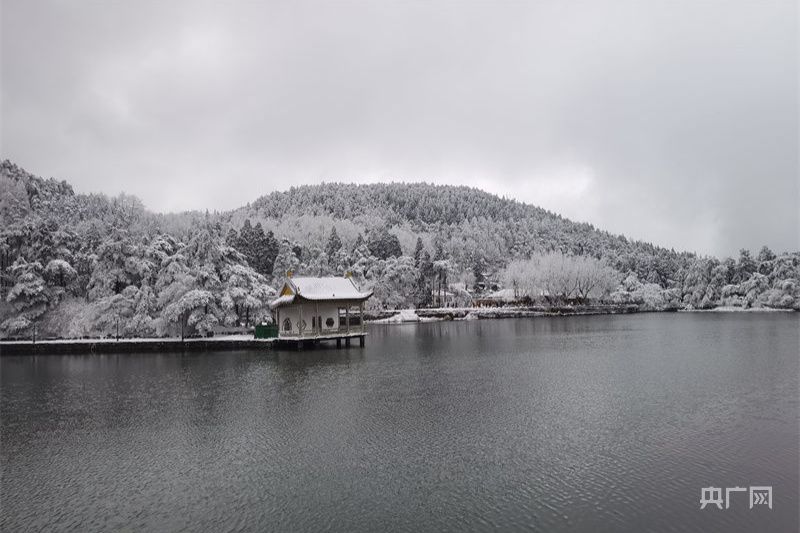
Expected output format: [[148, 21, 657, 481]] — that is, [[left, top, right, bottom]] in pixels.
[[1, 313, 798, 532]]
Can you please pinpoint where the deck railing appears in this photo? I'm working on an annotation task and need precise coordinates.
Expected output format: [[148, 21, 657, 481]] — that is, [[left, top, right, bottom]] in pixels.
[[289, 328, 365, 339], [290, 320, 366, 338]]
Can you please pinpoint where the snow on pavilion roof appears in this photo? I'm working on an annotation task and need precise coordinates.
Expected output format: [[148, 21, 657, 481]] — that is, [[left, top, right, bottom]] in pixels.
[[269, 277, 372, 309]]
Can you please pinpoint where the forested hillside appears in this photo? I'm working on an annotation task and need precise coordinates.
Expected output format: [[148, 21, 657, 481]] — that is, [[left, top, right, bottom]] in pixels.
[[1, 160, 797, 339], [0, 161, 274, 339]]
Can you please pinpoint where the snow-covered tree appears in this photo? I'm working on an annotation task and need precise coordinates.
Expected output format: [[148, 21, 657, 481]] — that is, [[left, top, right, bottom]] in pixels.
[[2, 158, 800, 338], [370, 255, 417, 309], [44, 259, 77, 289], [325, 226, 342, 259], [0, 175, 29, 226], [1, 258, 49, 335], [367, 226, 402, 260], [271, 240, 300, 281]]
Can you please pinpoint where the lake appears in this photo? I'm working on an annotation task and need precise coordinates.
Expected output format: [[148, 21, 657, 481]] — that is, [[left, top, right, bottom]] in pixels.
[[1, 313, 798, 532]]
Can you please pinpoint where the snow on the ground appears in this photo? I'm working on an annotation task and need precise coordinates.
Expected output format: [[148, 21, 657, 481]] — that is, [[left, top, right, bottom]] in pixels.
[[483, 288, 517, 301], [370, 309, 450, 324], [370, 309, 422, 324], [681, 306, 793, 313], [205, 334, 274, 341], [0, 334, 273, 345]]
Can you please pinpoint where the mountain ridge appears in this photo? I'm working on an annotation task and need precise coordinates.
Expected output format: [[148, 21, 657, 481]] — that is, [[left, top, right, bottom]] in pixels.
[[1, 159, 797, 339]]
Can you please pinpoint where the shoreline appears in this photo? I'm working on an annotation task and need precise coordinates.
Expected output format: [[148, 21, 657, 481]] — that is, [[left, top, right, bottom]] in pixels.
[[368, 304, 647, 323], [2, 305, 795, 355], [678, 306, 796, 313], [367, 304, 797, 323], [0, 336, 275, 356]]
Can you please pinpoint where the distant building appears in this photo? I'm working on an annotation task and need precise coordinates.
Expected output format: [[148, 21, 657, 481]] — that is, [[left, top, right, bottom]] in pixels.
[[269, 275, 372, 342]]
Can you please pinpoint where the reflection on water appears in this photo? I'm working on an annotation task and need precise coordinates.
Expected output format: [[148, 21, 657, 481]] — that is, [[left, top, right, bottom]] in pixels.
[[1, 313, 798, 532]]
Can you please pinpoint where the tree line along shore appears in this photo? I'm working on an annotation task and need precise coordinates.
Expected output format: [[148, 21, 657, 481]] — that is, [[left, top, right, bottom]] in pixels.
[[1, 160, 797, 341]]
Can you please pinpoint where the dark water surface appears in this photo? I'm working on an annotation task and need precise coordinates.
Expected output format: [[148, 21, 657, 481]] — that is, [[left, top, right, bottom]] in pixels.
[[2, 313, 798, 532]]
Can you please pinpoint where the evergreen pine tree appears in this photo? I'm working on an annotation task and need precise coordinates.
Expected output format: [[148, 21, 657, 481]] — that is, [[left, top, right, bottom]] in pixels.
[[264, 230, 279, 276], [413, 236, 424, 266], [415, 251, 433, 308], [353, 233, 365, 251], [325, 226, 342, 258]]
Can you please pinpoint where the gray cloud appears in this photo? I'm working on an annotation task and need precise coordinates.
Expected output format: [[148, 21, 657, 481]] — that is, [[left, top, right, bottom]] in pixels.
[[2, 0, 797, 257]]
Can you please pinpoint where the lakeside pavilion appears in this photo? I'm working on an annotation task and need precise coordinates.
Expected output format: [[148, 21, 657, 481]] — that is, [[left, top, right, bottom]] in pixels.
[[269, 274, 373, 348]]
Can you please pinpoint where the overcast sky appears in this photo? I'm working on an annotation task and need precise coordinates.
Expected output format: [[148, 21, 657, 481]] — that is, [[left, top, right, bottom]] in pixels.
[[2, 0, 797, 257]]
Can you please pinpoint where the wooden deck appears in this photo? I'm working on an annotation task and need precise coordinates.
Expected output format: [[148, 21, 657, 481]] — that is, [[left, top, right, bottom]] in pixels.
[[276, 331, 367, 350]]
